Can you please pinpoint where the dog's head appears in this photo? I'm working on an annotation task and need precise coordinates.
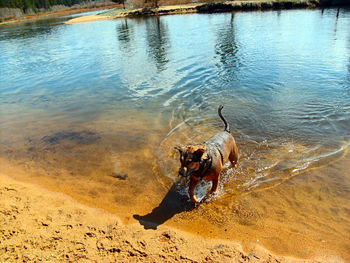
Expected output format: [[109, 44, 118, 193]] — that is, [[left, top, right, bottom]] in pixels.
[[174, 144, 208, 177]]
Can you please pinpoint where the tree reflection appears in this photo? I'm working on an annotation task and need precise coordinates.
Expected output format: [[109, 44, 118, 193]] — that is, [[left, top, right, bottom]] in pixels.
[[145, 16, 170, 72], [116, 19, 134, 54], [215, 13, 240, 82], [0, 19, 53, 41]]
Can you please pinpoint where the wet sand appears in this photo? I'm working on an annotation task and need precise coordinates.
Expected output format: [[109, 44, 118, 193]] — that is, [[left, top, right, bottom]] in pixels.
[[0, 106, 349, 261], [1, 128, 349, 261], [0, 172, 314, 262]]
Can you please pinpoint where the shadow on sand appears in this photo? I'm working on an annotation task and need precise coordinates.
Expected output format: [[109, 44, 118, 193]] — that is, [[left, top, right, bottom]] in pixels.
[[133, 181, 195, 229]]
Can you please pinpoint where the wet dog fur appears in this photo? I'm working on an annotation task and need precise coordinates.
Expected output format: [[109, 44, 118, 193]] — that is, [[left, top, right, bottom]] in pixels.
[[175, 105, 239, 203]]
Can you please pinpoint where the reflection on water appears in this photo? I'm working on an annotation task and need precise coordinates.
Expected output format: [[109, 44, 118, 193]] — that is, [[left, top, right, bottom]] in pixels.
[[117, 19, 134, 55], [0, 20, 54, 41], [215, 13, 241, 83], [1, 8, 350, 261], [145, 16, 170, 72]]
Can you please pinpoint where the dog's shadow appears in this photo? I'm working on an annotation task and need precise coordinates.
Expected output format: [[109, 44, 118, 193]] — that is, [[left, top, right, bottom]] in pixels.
[[133, 180, 195, 229]]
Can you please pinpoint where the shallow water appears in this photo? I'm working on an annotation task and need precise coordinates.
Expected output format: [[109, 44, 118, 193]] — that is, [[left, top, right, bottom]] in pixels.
[[1, 8, 350, 260]]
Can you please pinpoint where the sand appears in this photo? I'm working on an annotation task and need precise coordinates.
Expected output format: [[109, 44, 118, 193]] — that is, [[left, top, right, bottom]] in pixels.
[[1, 173, 318, 263], [64, 0, 322, 24], [64, 5, 199, 24], [63, 14, 114, 24], [1, 109, 349, 262]]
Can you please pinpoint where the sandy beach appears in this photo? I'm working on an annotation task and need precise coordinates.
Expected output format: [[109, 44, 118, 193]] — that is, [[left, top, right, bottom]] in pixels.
[[1, 126, 349, 262], [0, 172, 314, 263]]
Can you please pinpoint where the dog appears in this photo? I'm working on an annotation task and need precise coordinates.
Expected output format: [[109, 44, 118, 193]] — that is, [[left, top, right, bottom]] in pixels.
[[175, 105, 239, 204]]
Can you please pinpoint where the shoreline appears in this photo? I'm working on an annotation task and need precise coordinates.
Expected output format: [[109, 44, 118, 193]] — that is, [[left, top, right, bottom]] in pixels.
[[63, 0, 343, 24], [0, 172, 331, 262], [1, 147, 349, 262], [1, 0, 346, 25], [0, 4, 120, 26]]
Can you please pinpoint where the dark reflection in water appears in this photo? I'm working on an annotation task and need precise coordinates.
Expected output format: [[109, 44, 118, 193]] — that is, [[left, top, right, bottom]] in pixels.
[[215, 12, 240, 82], [116, 19, 134, 54], [145, 16, 170, 72], [0, 20, 54, 41]]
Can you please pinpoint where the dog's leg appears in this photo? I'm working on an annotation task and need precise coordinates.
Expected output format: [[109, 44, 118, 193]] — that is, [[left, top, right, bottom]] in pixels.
[[189, 179, 199, 203], [229, 148, 238, 168], [210, 178, 219, 193]]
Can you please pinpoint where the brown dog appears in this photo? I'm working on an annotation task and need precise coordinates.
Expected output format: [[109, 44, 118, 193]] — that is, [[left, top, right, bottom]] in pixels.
[[175, 105, 239, 203]]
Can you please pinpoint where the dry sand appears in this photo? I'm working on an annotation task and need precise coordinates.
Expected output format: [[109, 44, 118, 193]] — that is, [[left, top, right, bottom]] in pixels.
[[64, 4, 200, 24], [1, 173, 316, 263], [64, 0, 321, 24], [64, 14, 114, 24]]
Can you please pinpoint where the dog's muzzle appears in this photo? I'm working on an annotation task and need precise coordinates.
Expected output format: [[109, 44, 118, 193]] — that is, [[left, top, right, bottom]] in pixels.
[[178, 167, 188, 177]]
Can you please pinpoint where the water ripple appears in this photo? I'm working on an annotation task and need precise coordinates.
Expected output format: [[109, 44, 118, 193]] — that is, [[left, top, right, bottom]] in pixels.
[[0, 9, 349, 200]]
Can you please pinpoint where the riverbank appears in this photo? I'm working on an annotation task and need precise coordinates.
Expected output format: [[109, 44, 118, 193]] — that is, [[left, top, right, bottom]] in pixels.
[[1, 0, 346, 25], [0, 172, 314, 262], [0, 3, 120, 25], [64, 0, 344, 24]]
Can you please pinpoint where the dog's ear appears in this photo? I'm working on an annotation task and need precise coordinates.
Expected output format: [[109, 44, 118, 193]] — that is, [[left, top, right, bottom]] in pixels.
[[193, 145, 206, 158], [174, 145, 184, 153]]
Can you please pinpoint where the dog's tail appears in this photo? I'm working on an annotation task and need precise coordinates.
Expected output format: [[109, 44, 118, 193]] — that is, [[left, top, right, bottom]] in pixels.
[[218, 105, 230, 133]]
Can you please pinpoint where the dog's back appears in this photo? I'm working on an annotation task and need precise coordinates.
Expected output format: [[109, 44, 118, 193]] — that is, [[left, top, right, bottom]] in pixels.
[[207, 106, 238, 164], [206, 131, 237, 163]]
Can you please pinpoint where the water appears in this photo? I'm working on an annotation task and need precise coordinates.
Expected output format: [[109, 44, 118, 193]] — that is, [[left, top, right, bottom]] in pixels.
[[1, 8, 350, 260]]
